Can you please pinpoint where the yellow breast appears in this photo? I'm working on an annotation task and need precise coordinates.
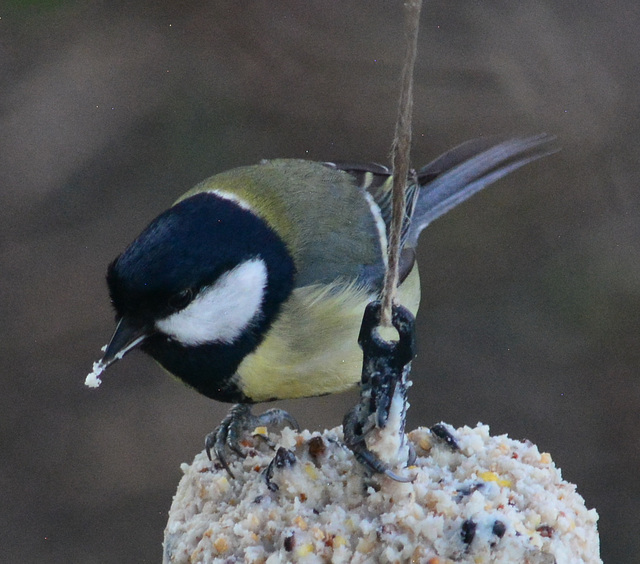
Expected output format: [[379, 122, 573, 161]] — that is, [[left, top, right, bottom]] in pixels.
[[236, 266, 421, 402]]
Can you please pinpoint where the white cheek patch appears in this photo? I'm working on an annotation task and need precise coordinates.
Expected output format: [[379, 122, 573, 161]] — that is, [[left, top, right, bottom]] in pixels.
[[155, 258, 268, 346]]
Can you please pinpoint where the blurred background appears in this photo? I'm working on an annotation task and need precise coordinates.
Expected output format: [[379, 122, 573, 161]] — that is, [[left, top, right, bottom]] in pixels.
[[2, 0, 638, 561]]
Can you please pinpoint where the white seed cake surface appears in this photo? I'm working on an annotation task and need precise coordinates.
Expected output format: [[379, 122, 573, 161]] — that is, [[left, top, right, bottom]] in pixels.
[[163, 423, 600, 564]]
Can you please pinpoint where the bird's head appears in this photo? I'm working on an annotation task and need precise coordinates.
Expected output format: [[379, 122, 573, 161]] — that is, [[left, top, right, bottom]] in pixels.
[[100, 191, 296, 380]]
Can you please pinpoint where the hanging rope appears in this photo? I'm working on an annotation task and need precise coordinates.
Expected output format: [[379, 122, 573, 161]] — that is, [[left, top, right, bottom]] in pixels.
[[342, 0, 424, 482], [380, 0, 423, 327]]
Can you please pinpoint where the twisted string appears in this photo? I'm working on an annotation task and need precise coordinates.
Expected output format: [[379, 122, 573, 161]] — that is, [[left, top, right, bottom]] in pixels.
[[380, 0, 423, 327]]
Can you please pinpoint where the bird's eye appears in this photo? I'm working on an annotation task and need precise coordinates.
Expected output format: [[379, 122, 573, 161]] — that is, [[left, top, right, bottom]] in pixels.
[[168, 288, 193, 311]]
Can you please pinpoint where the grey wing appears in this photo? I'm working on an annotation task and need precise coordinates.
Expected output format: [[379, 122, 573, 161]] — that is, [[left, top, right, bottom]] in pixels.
[[323, 161, 418, 292], [322, 134, 556, 291], [323, 161, 419, 249]]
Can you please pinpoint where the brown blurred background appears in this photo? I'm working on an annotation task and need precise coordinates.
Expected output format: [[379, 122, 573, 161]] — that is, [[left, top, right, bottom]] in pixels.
[[2, 1, 638, 562]]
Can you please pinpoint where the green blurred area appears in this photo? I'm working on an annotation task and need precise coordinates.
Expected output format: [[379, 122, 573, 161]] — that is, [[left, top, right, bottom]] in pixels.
[[4, 0, 69, 8]]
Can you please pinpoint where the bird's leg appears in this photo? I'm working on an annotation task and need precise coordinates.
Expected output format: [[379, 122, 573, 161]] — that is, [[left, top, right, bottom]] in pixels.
[[205, 403, 300, 478], [205, 403, 250, 476], [343, 301, 416, 481]]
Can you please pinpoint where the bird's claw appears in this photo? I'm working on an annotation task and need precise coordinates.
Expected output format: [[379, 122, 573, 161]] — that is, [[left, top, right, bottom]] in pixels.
[[206, 403, 300, 478], [343, 407, 413, 482], [343, 301, 416, 482]]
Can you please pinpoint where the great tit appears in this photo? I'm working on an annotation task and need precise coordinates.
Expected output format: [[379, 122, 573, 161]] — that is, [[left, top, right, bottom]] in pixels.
[[89, 134, 554, 469]]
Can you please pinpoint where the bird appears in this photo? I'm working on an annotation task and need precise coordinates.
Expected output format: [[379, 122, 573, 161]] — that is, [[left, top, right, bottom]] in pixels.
[[91, 134, 555, 473]]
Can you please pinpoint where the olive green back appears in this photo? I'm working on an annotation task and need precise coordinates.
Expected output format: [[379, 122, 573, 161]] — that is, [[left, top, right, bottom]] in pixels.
[[180, 159, 384, 288]]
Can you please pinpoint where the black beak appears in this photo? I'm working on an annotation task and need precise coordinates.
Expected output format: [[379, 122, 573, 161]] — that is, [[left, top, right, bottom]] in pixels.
[[101, 317, 148, 368]]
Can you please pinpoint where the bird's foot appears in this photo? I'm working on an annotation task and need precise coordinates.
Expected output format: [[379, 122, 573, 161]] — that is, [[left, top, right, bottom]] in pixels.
[[343, 406, 413, 482], [205, 403, 300, 478], [342, 301, 416, 482]]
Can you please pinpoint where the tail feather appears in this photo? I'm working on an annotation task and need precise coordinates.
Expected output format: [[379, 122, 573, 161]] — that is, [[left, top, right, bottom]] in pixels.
[[406, 134, 557, 246]]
